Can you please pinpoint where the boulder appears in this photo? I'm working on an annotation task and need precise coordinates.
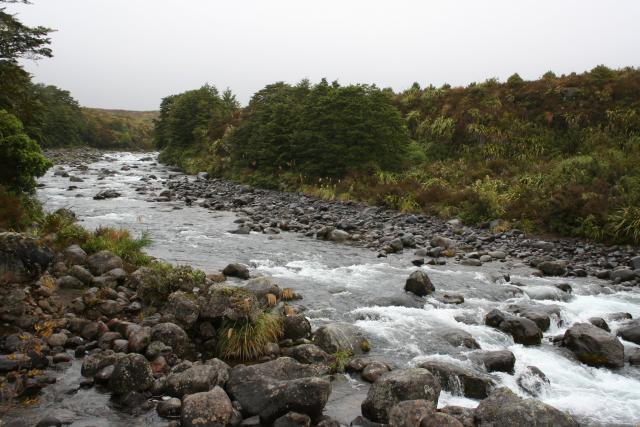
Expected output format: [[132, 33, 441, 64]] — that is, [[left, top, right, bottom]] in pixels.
[[245, 276, 281, 299], [563, 323, 624, 368], [617, 319, 640, 345], [388, 400, 435, 427], [430, 236, 455, 249], [537, 261, 567, 277], [485, 309, 542, 346], [81, 350, 119, 377], [283, 315, 311, 340], [128, 326, 151, 353], [199, 286, 261, 322], [68, 265, 94, 285], [439, 328, 480, 349], [86, 250, 123, 276], [419, 360, 494, 399], [474, 387, 578, 426], [361, 368, 441, 423], [420, 413, 464, 427], [63, 244, 87, 265], [93, 189, 121, 200], [472, 350, 515, 374], [0, 232, 53, 284], [362, 361, 391, 383], [313, 323, 369, 355], [156, 397, 182, 418], [516, 366, 550, 397], [164, 360, 230, 397], [227, 357, 330, 423], [181, 386, 235, 427], [283, 344, 333, 365], [405, 270, 435, 297], [0, 284, 27, 323], [165, 291, 199, 328], [273, 412, 311, 427], [150, 322, 190, 357], [588, 317, 610, 332], [610, 268, 636, 282], [109, 353, 154, 395], [223, 263, 250, 279]]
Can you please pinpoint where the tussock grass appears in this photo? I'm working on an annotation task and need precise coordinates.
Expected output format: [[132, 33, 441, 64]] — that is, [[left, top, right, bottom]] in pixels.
[[83, 226, 152, 266], [217, 312, 283, 361]]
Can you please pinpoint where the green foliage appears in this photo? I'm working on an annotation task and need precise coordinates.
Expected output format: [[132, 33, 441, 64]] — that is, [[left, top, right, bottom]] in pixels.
[[610, 206, 640, 244], [38, 209, 89, 251], [83, 108, 156, 150], [0, 2, 52, 61], [0, 109, 51, 192], [328, 350, 353, 374], [217, 312, 283, 361], [137, 262, 206, 307], [30, 84, 86, 147], [0, 185, 43, 231], [83, 227, 152, 266]]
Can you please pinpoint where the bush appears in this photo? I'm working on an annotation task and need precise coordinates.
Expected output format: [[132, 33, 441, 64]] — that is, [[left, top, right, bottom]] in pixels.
[[83, 227, 152, 266], [137, 262, 206, 307], [0, 187, 43, 231], [610, 206, 640, 244]]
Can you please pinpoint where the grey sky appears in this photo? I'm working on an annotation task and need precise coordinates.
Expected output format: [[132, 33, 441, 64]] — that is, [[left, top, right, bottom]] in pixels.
[[13, 0, 640, 110]]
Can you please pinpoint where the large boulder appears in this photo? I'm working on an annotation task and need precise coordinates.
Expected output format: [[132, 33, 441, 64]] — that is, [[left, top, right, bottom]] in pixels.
[[617, 319, 640, 345], [282, 344, 333, 365], [0, 284, 27, 323], [244, 276, 281, 300], [537, 261, 567, 277], [472, 350, 515, 374], [388, 400, 435, 427], [164, 359, 230, 397], [222, 263, 250, 279], [227, 357, 330, 423], [563, 323, 624, 368], [313, 323, 369, 355], [109, 353, 154, 395], [0, 232, 53, 284], [283, 315, 311, 340], [181, 386, 235, 427], [419, 360, 494, 399], [474, 387, 578, 426], [199, 286, 261, 322], [439, 328, 480, 349], [81, 350, 120, 377], [63, 244, 87, 265], [361, 368, 441, 423], [150, 322, 190, 357], [485, 309, 542, 346], [86, 250, 123, 276], [164, 291, 199, 328], [405, 270, 435, 297]]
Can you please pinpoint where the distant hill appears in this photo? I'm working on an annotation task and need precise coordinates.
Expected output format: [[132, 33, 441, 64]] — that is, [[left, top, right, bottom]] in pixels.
[[82, 108, 159, 150]]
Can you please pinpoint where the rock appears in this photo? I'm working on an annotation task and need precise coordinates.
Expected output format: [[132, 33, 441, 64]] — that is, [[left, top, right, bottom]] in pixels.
[[388, 400, 435, 427], [419, 360, 494, 399], [474, 387, 578, 426], [93, 189, 121, 200], [86, 250, 123, 276], [165, 291, 200, 328], [223, 263, 250, 279], [199, 286, 261, 322], [63, 244, 87, 265], [313, 323, 370, 355], [46, 333, 68, 348], [0, 353, 31, 372], [283, 315, 311, 340], [157, 397, 182, 418], [439, 329, 480, 349], [35, 416, 62, 427], [412, 257, 425, 267], [95, 365, 115, 383], [0, 284, 28, 323], [588, 317, 610, 332], [507, 306, 554, 331], [0, 232, 53, 284], [628, 349, 640, 366], [150, 322, 190, 357], [617, 319, 640, 345], [164, 360, 230, 397], [245, 276, 281, 300], [563, 323, 624, 368], [437, 293, 464, 305], [439, 406, 475, 427], [472, 350, 515, 374], [405, 270, 435, 297], [537, 261, 567, 277], [181, 386, 234, 427], [430, 236, 455, 249], [516, 366, 550, 397], [128, 326, 151, 353], [329, 229, 350, 242], [81, 350, 119, 377], [361, 368, 441, 423], [361, 361, 390, 383], [68, 265, 94, 285], [273, 412, 311, 427], [461, 258, 482, 267], [485, 309, 542, 346], [630, 256, 640, 271], [610, 268, 635, 282], [283, 344, 333, 365], [109, 353, 154, 395], [227, 357, 330, 423]]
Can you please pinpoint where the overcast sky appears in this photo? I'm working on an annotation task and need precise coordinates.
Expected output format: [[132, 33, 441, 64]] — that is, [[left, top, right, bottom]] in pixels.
[[12, 0, 640, 110]]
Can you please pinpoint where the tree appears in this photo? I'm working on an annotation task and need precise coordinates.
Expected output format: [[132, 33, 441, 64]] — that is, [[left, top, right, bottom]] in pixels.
[[31, 84, 86, 146], [0, 0, 52, 60], [0, 109, 51, 192]]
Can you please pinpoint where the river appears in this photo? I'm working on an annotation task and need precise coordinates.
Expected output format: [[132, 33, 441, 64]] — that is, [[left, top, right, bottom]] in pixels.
[[30, 151, 640, 426]]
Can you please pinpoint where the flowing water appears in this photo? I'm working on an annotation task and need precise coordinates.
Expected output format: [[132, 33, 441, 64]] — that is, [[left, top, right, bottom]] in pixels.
[[26, 151, 640, 425]]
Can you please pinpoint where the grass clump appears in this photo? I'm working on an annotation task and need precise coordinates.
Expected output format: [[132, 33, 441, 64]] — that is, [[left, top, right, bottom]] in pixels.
[[38, 209, 89, 251], [329, 350, 353, 374], [83, 226, 152, 266], [137, 262, 206, 307], [217, 312, 283, 361]]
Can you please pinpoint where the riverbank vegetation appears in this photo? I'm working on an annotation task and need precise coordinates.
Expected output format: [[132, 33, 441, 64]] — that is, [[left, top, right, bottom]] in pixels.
[[155, 67, 640, 244]]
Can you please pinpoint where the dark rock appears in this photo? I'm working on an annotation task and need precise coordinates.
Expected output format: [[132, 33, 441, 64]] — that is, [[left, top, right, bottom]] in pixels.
[[419, 360, 494, 399], [405, 270, 435, 297], [35, 416, 62, 427], [283, 344, 333, 365], [150, 322, 189, 357], [563, 323, 624, 368], [181, 386, 234, 427], [439, 406, 475, 427], [273, 412, 311, 427], [439, 328, 480, 349], [617, 319, 640, 345], [361, 361, 391, 383], [283, 315, 311, 340], [516, 366, 550, 397], [0, 232, 53, 284], [388, 400, 435, 427], [165, 291, 200, 328], [68, 265, 94, 285], [420, 413, 464, 427], [199, 286, 261, 322], [81, 350, 119, 377], [157, 397, 182, 418], [223, 263, 250, 279], [93, 189, 121, 200], [588, 317, 610, 332], [164, 359, 230, 397], [313, 323, 369, 355], [109, 353, 154, 395], [437, 293, 464, 305], [485, 309, 542, 346], [472, 350, 516, 373], [537, 261, 567, 277], [63, 244, 87, 265], [86, 250, 123, 276], [361, 368, 441, 423]]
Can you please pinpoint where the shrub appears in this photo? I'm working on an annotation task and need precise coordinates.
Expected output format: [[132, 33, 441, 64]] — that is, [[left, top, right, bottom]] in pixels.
[[609, 206, 640, 244], [137, 262, 206, 307], [216, 312, 283, 361], [82, 227, 152, 266]]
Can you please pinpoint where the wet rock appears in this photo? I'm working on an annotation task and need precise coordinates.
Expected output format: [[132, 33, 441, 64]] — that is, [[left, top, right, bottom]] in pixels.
[[563, 323, 624, 368], [81, 350, 119, 377], [35, 416, 62, 427], [0, 353, 31, 372], [165, 291, 200, 328], [227, 357, 330, 423], [388, 400, 435, 427], [0, 232, 53, 284], [439, 328, 480, 349], [430, 236, 456, 249], [95, 365, 115, 383], [485, 309, 542, 346], [157, 397, 182, 418], [617, 319, 640, 345], [404, 270, 435, 297], [93, 189, 121, 200], [630, 256, 640, 271], [474, 387, 578, 426], [516, 366, 550, 397], [181, 386, 234, 427], [244, 276, 281, 300], [437, 293, 464, 305], [128, 326, 151, 353], [283, 344, 333, 365], [150, 322, 189, 357], [610, 268, 635, 282], [283, 315, 311, 340], [313, 323, 370, 355], [223, 263, 250, 279], [361, 361, 391, 383], [588, 317, 610, 332], [46, 333, 68, 348], [361, 368, 441, 423], [273, 412, 311, 427], [420, 413, 464, 427], [628, 348, 640, 366], [86, 250, 123, 276], [472, 350, 515, 374], [63, 244, 87, 265], [164, 359, 230, 397], [346, 356, 374, 373], [507, 305, 559, 331], [537, 261, 567, 277], [199, 286, 261, 322], [109, 353, 154, 395], [439, 406, 475, 427], [419, 360, 494, 399]]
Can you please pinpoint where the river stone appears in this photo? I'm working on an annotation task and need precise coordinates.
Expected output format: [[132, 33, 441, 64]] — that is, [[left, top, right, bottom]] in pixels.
[[128, 326, 151, 353], [81, 350, 119, 377], [46, 333, 68, 348], [405, 270, 435, 297], [313, 323, 369, 355], [283, 315, 311, 340], [430, 236, 455, 249], [199, 286, 261, 322], [68, 265, 94, 285], [361, 361, 391, 383], [537, 261, 567, 277], [227, 357, 330, 423], [388, 400, 435, 427], [273, 412, 311, 427], [86, 250, 123, 276], [610, 268, 636, 282], [617, 319, 640, 344], [472, 350, 515, 374], [63, 244, 87, 265], [485, 309, 542, 346], [93, 189, 121, 200], [439, 406, 475, 427], [164, 360, 230, 397], [361, 368, 441, 423], [181, 386, 234, 427], [516, 366, 550, 397], [419, 360, 494, 399], [165, 291, 199, 328], [150, 322, 189, 357], [563, 323, 624, 368], [439, 328, 480, 349], [244, 276, 281, 299], [283, 344, 333, 365], [588, 317, 610, 332], [109, 353, 154, 395], [0, 232, 53, 284], [474, 387, 578, 426], [157, 397, 182, 418], [223, 263, 250, 279]]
